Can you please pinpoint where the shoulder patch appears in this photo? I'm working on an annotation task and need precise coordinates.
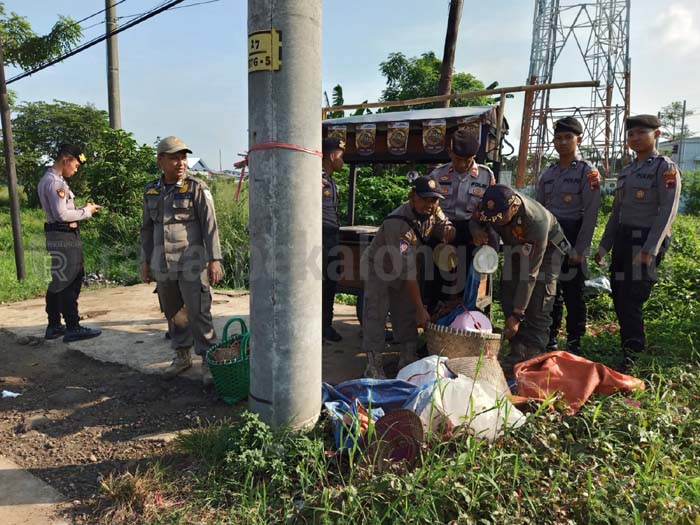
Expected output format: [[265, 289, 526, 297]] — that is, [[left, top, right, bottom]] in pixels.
[[587, 169, 601, 190], [664, 167, 678, 189], [399, 239, 410, 254], [56, 188, 66, 199]]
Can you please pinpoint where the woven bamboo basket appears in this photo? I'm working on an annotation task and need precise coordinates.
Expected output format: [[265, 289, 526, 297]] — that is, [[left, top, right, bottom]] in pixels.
[[445, 356, 510, 396], [425, 321, 502, 359]]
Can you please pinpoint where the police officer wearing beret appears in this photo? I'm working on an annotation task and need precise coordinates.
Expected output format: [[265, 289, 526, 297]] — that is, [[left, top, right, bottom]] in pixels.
[[470, 185, 570, 375], [595, 115, 681, 371], [140, 136, 224, 384], [427, 129, 495, 306], [321, 136, 344, 342], [38, 144, 103, 342], [361, 177, 455, 378], [536, 116, 601, 354]]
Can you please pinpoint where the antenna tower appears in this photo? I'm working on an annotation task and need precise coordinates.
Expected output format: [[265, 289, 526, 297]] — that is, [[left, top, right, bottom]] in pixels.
[[517, 0, 631, 185]]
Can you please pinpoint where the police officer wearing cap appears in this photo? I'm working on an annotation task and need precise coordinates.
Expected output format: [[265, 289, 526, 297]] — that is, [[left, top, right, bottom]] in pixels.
[[471, 184, 569, 375], [595, 115, 681, 371], [140, 136, 224, 384], [39, 144, 103, 342], [536, 116, 601, 354], [361, 176, 455, 378], [428, 129, 495, 307], [321, 136, 345, 342]]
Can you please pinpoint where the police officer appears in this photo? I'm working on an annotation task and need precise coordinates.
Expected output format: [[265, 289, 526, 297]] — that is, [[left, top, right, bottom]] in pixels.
[[38, 144, 103, 342], [471, 185, 569, 375], [595, 115, 681, 371], [322, 137, 344, 342], [140, 136, 224, 384], [361, 177, 455, 378], [536, 116, 601, 354], [428, 129, 495, 307]]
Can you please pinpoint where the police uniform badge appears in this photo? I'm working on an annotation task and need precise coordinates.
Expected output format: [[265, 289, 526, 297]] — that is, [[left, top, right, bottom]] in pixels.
[[56, 189, 66, 199], [440, 187, 449, 195], [563, 194, 573, 204], [428, 179, 437, 189], [146, 187, 160, 195], [588, 169, 601, 190], [179, 182, 190, 193], [439, 174, 450, 182], [664, 167, 677, 189], [399, 240, 410, 254], [486, 200, 495, 210], [323, 189, 332, 197], [635, 189, 645, 199]]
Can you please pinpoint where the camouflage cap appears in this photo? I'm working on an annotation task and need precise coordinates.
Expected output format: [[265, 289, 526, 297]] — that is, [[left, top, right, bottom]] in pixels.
[[157, 136, 192, 155]]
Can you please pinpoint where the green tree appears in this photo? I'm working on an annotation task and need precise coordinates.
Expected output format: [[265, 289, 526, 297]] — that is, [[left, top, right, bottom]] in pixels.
[[379, 51, 494, 110], [10, 101, 111, 206], [659, 101, 696, 141], [0, 3, 81, 68]]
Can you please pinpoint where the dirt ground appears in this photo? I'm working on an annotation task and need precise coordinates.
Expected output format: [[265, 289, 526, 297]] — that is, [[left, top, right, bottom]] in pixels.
[[0, 328, 235, 523]]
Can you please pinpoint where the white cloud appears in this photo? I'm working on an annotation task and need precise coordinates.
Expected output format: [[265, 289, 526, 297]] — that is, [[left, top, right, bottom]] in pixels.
[[655, 3, 700, 53]]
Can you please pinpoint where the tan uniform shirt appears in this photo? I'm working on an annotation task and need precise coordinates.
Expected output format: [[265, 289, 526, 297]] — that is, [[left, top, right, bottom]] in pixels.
[[362, 202, 453, 285], [536, 156, 601, 256], [140, 175, 223, 274], [38, 168, 92, 223], [471, 192, 568, 312], [599, 153, 681, 256], [429, 162, 495, 221]]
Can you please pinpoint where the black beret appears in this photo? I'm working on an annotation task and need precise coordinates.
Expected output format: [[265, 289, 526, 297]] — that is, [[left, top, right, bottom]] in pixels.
[[480, 184, 517, 222], [451, 129, 480, 158], [412, 176, 444, 199], [626, 114, 661, 130], [554, 116, 583, 135], [57, 144, 87, 164], [322, 136, 345, 154]]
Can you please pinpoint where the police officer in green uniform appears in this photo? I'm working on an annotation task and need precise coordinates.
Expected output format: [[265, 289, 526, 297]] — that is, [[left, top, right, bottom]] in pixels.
[[361, 177, 455, 378], [471, 185, 570, 375], [536, 116, 601, 353], [427, 129, 495, 307], [140, 136, 224, 385], [38, 144, 102, 342], [595, 115, 681, 371], [321, 137, 344, 342]]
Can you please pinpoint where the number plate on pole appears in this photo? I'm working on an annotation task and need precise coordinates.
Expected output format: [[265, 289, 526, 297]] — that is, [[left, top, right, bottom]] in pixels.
[[248, 29, 282, 72]]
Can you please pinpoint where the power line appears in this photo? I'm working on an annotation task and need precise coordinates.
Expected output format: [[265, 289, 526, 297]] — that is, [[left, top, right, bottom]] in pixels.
[[7, 0, 186, 85], [74, 0, 128, 26], [116, 0, 223, 20]]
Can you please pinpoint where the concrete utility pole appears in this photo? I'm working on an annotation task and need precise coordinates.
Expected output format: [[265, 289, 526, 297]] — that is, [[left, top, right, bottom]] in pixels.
[[105, 0, 122, 129], [437, 0, 463, 108], [247, 0, 322, 429], [0, 39, 26, 280], [678, 99, 687, 169]]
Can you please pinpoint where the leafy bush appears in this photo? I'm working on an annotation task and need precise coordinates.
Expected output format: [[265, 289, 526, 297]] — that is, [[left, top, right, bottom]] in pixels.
[[681, 169, 700, 215]]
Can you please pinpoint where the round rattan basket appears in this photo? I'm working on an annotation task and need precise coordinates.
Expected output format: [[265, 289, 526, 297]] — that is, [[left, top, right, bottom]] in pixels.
[[425, 321, 502, 359], [445, 356, 510, 396]]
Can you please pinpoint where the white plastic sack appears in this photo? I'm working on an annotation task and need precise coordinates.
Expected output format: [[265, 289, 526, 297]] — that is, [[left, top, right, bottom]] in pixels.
[[404, 375, 524, 442], [396, 355, 454, 387]]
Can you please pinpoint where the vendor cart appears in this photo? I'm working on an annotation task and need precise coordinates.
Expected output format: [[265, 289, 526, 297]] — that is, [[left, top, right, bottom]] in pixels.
[[322, 105, 509, 321]]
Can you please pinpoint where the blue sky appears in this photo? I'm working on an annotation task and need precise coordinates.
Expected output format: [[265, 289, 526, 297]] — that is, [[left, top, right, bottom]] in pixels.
[[4, 0, 700, 169]]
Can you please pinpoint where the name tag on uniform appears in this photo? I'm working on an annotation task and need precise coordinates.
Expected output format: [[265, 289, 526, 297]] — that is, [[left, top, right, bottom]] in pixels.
[[173, 192, 193, 200]]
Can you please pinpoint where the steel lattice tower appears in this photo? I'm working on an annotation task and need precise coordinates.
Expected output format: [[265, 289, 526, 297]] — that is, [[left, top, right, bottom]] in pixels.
[[516, 0, 630, 185]]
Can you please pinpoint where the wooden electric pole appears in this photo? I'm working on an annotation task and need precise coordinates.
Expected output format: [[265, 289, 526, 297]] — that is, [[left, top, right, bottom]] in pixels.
[[0, 39, 26, 280], [437, 0, 463, 108], [106, 0, 122, 129]]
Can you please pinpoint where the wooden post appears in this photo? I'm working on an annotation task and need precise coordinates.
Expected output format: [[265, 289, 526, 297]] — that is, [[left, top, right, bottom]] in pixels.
[[347, 164, 357, 226], [437, 0, 463, 108]]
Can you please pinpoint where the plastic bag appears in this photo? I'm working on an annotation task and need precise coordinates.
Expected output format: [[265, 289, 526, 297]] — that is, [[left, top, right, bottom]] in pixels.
[[403, 375, 525, 442], [584, 275, 612, 297], [396, 355, 454, 386]]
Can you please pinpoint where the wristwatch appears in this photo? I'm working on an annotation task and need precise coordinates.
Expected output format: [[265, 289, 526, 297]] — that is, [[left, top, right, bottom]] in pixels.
[[512, 312, 526, 322]]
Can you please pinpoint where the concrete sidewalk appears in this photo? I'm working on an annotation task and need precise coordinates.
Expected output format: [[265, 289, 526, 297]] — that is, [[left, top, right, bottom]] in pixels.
[[0, 456, 69, 525], [0, 284, 367, 385]]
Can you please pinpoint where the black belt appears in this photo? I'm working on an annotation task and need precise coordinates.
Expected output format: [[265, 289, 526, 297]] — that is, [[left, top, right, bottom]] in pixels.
[[44, 222, 78, 233]]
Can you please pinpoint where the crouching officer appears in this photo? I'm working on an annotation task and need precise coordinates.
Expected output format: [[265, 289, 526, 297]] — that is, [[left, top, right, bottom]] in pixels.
[[471, 185, 569, 375], [38, 144, 102, 342], [536, 116, 601, 353], [427, 129, 495, 307], [361, 177, 455, 378], [140, 136, 224, 385], [595, 115, 681, 371]]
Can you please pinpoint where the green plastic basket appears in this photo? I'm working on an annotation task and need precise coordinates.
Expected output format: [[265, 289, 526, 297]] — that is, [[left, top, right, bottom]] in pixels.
[[206, 317, 250, 404]]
